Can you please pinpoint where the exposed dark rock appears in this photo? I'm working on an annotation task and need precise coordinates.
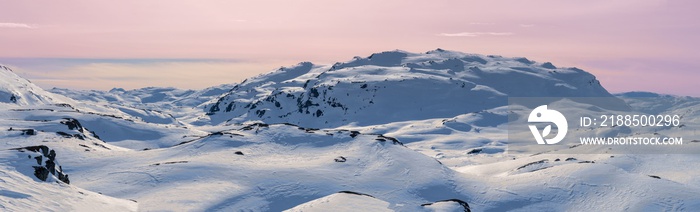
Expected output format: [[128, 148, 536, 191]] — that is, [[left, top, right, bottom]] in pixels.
[[240, 123, 270, 131], [377, 135, 403, 145], [89, 130, 101, 139], [53, 103, 75, 109], [467, 148, 482, 154], [56, 132, 85, 140], [92, 142, 111, 150], [11, 145, 70, 184], [309, 87, 320, 97], [152, 161, 189, 166], [565, 158, 577, 161], [10, 128, 37, 136], [60, 118, 84, 133], [34, 156, 43, 165], [334, 156, 347, 162], [225, 102, 235, 112], [33, 166, 50, 182], [517, 159, 549, 170], [163, 161, 188, 165], [648, 175, 661, 179], [207, 97, 224, 115], [421, 199, 471, 212], [338, 191, 375, 198], [255, 109, 266, 118], [234, 151, 244, 155]]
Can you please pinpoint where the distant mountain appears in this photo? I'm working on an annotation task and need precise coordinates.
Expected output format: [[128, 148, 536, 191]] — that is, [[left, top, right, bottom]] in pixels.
[[52, 84, 236, 125], [204, 49, 615, 128], [51, 84, 235, 108]]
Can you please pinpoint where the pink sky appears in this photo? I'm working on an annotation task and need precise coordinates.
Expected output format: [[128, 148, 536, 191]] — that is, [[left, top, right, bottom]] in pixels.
[[0, 0, 698, 96]]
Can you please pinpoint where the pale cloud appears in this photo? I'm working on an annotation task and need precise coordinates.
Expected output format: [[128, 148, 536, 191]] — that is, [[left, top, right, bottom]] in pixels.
[[13, 60, 285, 90], [438, 32, 513, 37], [519, 24, 535, 27], [0, 22, 34, 28]]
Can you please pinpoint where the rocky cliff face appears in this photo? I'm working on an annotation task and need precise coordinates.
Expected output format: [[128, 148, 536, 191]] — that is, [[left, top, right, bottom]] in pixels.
[[11, 145, 70, 184]]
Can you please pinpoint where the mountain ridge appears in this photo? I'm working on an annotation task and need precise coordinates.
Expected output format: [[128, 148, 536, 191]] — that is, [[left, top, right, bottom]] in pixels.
[[202, 49, 616, 128]]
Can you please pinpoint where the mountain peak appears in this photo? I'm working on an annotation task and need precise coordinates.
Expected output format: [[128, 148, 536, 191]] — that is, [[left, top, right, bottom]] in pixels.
[[203, 49, 614, 127]]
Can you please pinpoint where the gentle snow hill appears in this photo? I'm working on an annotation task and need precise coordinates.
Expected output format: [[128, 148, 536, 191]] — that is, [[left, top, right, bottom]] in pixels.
[[203, 49, 618, 128]]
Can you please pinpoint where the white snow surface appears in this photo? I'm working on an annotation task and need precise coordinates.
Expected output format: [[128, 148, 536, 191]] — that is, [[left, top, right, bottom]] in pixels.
[[0, 49, 697, 211]]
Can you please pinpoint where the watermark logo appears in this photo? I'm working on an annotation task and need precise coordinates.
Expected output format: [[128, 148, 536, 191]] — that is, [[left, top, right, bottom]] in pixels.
[[528, 105, 568, 144]]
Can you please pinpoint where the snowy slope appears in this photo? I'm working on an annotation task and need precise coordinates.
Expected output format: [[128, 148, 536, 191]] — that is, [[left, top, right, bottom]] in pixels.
[[0, 160, 137, 211], [0, 64, 71, 106], [0, 135, 137, 211]]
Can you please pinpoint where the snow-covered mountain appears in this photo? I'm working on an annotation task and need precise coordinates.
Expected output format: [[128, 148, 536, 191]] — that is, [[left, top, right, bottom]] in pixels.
[[51, 84, 236, 125], [51, 84, 234, 108], [2, 50, 699, 211], [203, 49, 614, 128]]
